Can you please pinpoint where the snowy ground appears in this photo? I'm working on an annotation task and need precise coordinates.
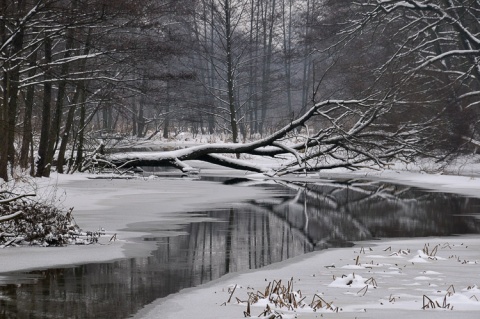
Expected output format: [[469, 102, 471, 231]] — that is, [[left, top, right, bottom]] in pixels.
[[135, 236, 480, 319], [1, 155, 480, 318]]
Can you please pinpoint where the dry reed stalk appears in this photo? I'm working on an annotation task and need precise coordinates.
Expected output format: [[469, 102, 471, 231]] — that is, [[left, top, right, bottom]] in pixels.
[[264, 282, 271, 297], [364, 277, 378, 287], [422, 295, 435, 309], [357, 285, 368, 296], [442, 243, 451, 249], [227, 284, 237, 303], [309, 294, 337, 312], [446, 284, 455, 296], [258, 304, 272, 317], [243, 301, 250, 317], [423, 243, 439, 257]]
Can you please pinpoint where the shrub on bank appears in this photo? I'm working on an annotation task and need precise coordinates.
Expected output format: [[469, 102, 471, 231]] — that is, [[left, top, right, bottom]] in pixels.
[[0, 193, 99, 247]]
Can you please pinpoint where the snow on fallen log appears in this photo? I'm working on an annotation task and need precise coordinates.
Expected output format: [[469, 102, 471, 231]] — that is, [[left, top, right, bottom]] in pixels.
[[100, 98, 430, 175]]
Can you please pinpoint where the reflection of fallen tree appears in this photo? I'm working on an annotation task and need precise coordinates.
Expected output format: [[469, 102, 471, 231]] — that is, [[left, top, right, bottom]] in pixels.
[[312, 179, 480, 238], [238, 178, 480, 249], [245, 188, 366, 250], [241, 198, 317, 251]]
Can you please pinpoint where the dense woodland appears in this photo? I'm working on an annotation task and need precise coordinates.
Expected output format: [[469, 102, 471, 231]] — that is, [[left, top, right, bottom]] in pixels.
[[1, 0, 480, 181]]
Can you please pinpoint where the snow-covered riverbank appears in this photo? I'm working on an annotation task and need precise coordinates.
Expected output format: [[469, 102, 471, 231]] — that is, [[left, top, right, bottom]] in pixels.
[[135, 236, 480, 319]]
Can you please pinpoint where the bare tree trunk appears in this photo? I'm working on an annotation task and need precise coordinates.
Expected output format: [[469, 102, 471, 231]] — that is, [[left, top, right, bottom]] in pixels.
[[0, 0, 7, 181], [259, 0, 276, 136], [247, 0, 256, 137], [57, 27, 91, 173], [36, 36, 53, 178], [46, 29, 75, 171], [207, 0, 217, 136], [0, 0, 26, 180], [131, 100, 138, 137], [57, 87, 80, 173], [0, 73, 8, 181], [281, 0, 293, 114], [224, 0, 239, 144], [163, 80, 170, 138], [6, 29, 24, 176], [137, 103, 145, 138], [74, 87, 86, 172], [300, 0, 313, 115], [19, 50, 38, 169], [137, 76, 147, 138]]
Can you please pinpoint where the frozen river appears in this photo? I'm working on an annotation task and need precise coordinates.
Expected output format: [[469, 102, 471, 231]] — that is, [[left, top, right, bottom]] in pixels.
[[1, 175, 480, 318]]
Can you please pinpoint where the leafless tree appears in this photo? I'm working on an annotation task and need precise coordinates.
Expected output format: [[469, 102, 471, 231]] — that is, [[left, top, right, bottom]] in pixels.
[[340, 1, 480, 153]]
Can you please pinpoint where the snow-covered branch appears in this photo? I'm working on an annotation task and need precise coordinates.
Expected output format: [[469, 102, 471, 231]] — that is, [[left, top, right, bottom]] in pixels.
[[104, 96, 429, 175]]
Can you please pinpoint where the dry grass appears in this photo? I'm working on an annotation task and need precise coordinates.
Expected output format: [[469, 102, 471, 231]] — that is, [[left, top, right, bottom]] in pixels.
[[226, 278, 339, 317]]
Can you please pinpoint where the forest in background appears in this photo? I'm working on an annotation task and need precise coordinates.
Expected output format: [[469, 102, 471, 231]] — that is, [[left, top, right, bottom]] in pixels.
[[1, 0, 480, 181]]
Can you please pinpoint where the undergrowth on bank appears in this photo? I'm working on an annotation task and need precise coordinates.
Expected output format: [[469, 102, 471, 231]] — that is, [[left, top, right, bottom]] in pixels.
[[0, 190, 101, 247]]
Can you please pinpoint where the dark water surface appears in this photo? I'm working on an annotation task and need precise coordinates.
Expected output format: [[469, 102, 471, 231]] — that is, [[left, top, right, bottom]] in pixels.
[[1, 178, 480, 318]]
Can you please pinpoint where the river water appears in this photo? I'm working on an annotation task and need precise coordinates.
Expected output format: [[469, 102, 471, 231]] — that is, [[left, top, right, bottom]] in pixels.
[[1, 177, 480, 318]]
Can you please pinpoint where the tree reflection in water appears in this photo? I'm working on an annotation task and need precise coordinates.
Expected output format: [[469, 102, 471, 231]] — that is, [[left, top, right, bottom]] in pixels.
[[1, 179, 479, 318]]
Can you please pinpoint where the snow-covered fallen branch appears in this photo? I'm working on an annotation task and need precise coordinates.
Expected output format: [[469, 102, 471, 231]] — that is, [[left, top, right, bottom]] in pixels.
[[102, 98, 433, 175], [0, 193, 36, 204]]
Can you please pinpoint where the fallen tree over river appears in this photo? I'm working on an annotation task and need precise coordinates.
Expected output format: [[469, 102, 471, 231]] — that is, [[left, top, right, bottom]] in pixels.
[[100, 98, 435, 176]]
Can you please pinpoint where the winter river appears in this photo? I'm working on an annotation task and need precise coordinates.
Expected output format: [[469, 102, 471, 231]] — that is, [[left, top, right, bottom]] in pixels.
[[1, 175, 480, 318]]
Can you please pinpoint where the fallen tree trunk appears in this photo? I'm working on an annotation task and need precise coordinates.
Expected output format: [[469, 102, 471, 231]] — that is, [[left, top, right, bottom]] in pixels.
[[100, 98, 435, 175]]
